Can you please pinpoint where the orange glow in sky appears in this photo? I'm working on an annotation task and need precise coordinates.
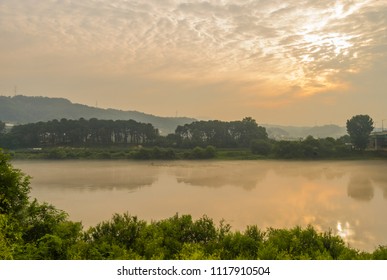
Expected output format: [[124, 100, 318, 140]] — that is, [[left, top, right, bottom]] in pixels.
[[0, 0, 386, 125]]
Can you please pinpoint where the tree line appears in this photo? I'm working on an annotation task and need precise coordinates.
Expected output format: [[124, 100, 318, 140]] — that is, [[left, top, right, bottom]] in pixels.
[[0, 117, 268, 149], [0, 118, 159, 148], [0, 114, 379, 160], [1, 151, 386, 260], [173, 117, 268, 148]]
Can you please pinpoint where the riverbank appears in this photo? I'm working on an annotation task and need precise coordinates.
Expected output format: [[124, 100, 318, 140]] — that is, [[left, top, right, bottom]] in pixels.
[[6, 146, 387, 161]]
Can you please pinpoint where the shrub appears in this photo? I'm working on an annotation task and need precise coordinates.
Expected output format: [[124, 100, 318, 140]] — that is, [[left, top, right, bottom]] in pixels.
[[251, 140, 272, 156]]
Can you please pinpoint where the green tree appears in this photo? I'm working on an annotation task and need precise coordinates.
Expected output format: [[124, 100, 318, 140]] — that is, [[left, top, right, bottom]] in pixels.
[[204, 145, 216, 158], [0, 150, 31, 217], [21, 199, 68, 243], [0, 214, 20, 259], [301, 136, 320, 158], [346, 115, 374, 150]]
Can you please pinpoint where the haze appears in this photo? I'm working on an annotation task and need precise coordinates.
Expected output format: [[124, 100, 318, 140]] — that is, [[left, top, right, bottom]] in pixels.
[[1, 0, 386, 125]]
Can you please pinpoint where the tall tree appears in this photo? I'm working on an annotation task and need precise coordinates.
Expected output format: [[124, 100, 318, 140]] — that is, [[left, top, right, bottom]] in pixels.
[[346, 115, 374, 150]]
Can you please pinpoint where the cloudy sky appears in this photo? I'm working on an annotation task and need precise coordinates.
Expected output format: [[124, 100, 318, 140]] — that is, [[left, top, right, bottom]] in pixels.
[[1, 0, 386, 126]]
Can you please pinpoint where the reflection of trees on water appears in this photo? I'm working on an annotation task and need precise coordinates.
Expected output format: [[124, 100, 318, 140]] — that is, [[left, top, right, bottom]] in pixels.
[[347, 163, 387, 201], [18, 160, 387, 199], [23, 161, 160, 191], [347, 176, 374, 201], [372, 173, 387, 200], [265, 160, 386, 202], [173, 162, 269, 190]]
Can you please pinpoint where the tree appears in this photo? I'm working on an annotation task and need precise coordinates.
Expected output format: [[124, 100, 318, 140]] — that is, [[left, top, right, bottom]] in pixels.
[[0, 149, 31, 217], [232, 117, 268, 148], [346, 115, 374, 150], [175, 118, 267, 149]]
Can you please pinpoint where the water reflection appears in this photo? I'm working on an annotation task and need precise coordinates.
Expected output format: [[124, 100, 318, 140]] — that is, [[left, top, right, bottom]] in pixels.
[[14, 160, 159, 190], [346, 162, 387, 201], [173, 161, 269, 190], [271, 161, 347, 181], [371, 170, 387, 200], [347, 176, 374, 201]]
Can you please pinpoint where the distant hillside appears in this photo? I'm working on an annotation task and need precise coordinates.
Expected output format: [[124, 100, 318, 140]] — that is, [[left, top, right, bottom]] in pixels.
[[0, 95, 196, 135], [265, 124, 347, 140], [0, 95, 348, 138]]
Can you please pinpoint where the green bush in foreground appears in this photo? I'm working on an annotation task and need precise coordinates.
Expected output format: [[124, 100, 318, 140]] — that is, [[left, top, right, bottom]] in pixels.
[[2, 208, 383, 260], [0, 148, 386, 260]]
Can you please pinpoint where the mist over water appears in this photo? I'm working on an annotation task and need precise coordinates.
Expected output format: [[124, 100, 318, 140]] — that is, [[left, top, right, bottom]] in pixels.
[[13, 160, 387, 252]]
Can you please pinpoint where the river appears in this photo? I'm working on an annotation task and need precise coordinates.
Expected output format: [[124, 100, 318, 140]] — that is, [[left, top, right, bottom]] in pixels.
[[12, 159, 387, 252]]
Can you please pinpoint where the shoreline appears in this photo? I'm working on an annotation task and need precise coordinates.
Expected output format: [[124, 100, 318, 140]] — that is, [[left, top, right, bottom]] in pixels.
[[6, 146, 387, 161]]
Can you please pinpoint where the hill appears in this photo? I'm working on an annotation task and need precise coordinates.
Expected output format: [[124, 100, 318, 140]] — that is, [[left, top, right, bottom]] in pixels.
[[0, 95, 348, 139], [265, 124, 347, 140], [0, 95, 196, 135]]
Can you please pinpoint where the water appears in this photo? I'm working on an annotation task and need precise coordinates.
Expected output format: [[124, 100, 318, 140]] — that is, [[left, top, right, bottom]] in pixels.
[[12, 160, 387, 252]]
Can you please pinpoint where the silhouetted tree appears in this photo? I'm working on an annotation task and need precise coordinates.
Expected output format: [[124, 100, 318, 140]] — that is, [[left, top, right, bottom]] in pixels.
[[175, 117, 267, 148], [346, 115, 374, 150], [4, 118, 159, 148]]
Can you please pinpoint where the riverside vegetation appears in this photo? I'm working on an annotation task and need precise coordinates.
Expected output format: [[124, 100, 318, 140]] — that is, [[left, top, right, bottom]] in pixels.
[[1, 115, 386, 259], [1, 150, 387, 260], [0, 115, 385, 160]]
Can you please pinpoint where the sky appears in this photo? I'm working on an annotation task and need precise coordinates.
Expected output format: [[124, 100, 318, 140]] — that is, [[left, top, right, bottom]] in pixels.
[[0, 0, 386, 126]]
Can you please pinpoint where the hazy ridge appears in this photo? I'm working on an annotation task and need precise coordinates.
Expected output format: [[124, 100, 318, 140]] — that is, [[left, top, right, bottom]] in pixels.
[[0, 95, 196, 135], [0, 95, 347, 138], [265, 124, 347, 140]]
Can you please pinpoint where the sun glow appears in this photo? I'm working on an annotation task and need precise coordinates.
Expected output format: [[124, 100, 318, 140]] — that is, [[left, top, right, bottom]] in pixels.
[[303, 33, 353, 56], [285, 0, 369, 97], [292, 18, 355, 96], [337, 221, 354, 240]]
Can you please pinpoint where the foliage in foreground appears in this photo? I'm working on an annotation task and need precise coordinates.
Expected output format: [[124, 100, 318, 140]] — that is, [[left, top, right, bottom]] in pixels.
[[2, 211, 387, 260], [1, 149, 387, 260]]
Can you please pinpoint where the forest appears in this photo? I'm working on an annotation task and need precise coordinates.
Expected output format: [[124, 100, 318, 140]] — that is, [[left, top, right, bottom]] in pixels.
[[0, 116, 384, 160], [0, 117, 267, 149]]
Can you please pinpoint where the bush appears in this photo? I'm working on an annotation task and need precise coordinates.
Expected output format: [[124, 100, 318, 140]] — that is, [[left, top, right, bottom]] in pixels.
[[187, 146, 216, 159], [132, 148, 152, 160], [372, 246, 387, 260], [47, 149, 67, 159], [251, 140, 272, 156], [274, 141, 302, 158], [204, 146, 216, 158]]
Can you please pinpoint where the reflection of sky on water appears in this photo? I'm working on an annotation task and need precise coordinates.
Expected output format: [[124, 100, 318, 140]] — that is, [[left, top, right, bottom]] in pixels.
[[12, 160, 387, 252]]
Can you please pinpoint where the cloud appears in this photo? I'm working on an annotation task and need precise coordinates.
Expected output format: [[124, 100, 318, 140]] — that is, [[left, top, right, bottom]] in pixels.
[[0, 0, 386, 123]]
